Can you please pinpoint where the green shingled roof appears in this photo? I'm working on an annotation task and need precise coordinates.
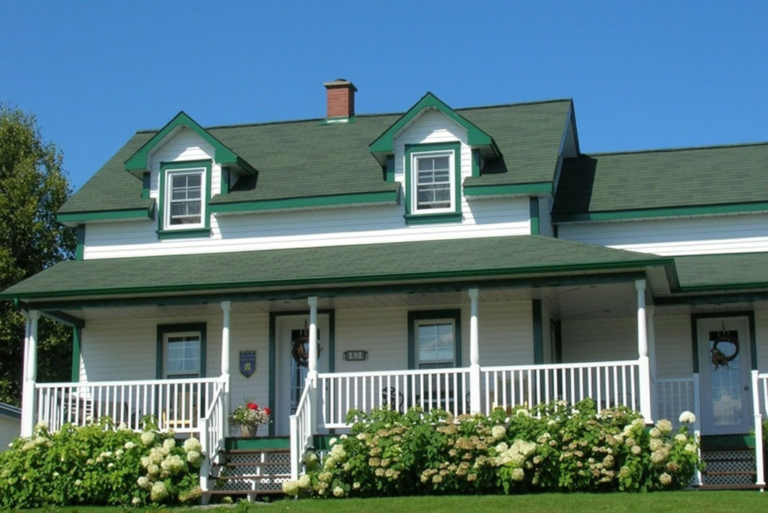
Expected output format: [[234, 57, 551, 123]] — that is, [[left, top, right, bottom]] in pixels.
[[1, 236, 669, 301], [674, 252, 768, 291], [553, 143, 768, 221], [60, 99, 572, 215]]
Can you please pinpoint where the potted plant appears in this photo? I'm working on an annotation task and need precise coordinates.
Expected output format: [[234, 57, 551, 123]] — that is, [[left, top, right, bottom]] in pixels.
[[230, 400, 270, 437]]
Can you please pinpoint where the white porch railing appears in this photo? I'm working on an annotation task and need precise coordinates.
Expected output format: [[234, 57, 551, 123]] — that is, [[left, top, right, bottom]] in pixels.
[[199, 381, 226, 495], [318, 367, 471, 428], [289, 380, 314, 480], [480, 360, 641, 414], [656, 377, 696, 428], [752, 370, 767, 489], [35, 377, 226, 434]]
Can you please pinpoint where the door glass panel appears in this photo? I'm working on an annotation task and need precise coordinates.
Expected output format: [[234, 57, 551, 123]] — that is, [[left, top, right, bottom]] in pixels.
[[707, 329, 742, 428], [289, 329, 320, 414]]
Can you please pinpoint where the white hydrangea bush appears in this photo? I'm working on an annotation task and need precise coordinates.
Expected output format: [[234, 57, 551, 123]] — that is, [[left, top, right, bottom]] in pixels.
[[282, 400, 701, 498]]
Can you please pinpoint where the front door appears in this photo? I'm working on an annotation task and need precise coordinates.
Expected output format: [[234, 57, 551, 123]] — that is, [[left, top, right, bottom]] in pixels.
[[275, 314, 330, 436], [697, 316, 753, 435]]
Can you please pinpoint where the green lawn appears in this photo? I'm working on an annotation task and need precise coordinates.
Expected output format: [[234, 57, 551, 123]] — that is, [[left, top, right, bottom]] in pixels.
[[8, 492, 767, 513]]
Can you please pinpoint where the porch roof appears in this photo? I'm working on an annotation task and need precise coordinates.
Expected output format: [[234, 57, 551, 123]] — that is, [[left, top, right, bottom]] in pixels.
[[673, 252, 768, 292], [1, 236, 672, 303]]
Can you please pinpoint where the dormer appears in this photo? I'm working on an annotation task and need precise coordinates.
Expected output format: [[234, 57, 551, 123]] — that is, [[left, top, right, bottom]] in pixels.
[[124, 112, 256, 239], [369, 93, 499, 224]]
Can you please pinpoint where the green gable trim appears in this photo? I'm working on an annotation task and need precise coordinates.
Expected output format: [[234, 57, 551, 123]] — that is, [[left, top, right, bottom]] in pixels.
[[221, 167, 230, 195], [75, 226, 85, 261], [71, 327, 81, 382], [529, 197, 540, 235], [471, 149, 481, 178], [404, 142, 461, 222], [209, 189, 400, 214], [58, 208, 154, 224], [370, 93, 496, 154], [464, 182, 553, 197], [157, 160, 212, 238], [385, 156, 395, 183], [155, 322, 207, 379], [532, 300, 543, 365], [0, 404, 21, 420], [407, 309, 462, 370], [125, 111, 255, 176], [552, 201, 768, 224]]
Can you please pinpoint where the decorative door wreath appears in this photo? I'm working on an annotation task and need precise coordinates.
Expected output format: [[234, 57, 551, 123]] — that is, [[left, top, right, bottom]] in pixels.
[[711, 324, 739, 369], [292, 331, 322, 368]]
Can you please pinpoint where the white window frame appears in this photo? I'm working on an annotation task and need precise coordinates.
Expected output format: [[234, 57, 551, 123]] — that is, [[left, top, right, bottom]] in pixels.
[[415, 318, 456, 369], [163, 167, 207, 231], [163, 331, 202, 379], [410, 150, 456, 215]]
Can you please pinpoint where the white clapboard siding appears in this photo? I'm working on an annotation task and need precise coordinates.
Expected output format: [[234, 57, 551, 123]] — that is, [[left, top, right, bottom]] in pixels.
[[228, 313, 270, 412], [561, 317, 638, 363], [148, 127, 222, 198], [653, 315, 694, 379], [558, 213, 768, 256], [333, 300, 533, 374], [83, 197, 530, 259]]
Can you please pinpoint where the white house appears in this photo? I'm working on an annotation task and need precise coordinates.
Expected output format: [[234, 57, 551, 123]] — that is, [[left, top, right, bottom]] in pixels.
[[0, 402, 21, 452], [2, 80, 766, 492]]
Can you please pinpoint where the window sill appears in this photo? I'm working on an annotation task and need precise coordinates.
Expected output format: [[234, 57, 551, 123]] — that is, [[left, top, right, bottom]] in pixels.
[[157, 228, 211, 240], [404, 212, 463, 225]]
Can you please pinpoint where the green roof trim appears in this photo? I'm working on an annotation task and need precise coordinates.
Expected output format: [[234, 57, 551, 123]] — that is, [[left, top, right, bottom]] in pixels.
[[554, 202, 768, 223], [209, 188, 400, 214], [369, 93, 497, 155], [0, 236, 672, 302], [673, 252, 768, 292], [464, 182, 553, 197], [124, 111, 256, 177], [58, 207, 154, 224]]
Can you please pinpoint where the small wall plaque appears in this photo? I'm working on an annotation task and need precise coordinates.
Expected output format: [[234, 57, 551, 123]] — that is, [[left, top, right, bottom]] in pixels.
[[343, 350, 368, 362], [239, 350, 256, 378]]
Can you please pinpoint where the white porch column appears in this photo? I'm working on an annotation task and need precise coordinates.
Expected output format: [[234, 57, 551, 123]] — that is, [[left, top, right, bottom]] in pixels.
[[646, 303, 658, 421], [21, 310, 40, 437], [636, 280, 653, 422], [307, 296, 319, 431], [220, 301, 231, 435], [468, 288, 481, 414]]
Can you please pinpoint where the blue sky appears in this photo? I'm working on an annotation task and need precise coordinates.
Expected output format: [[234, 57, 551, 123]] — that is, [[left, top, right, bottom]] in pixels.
[[1, 1, 766, 192]]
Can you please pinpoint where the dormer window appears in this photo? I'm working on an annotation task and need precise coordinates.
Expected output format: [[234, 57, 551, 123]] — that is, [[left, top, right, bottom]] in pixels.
[[167, 170, 204, 227], [404, 142, 462, 224], [158, 160, 212, 239]]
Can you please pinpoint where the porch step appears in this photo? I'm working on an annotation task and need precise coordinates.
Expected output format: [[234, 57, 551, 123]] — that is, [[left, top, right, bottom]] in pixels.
[[207, 446, 291, 499], [699, 484, 765, 491]]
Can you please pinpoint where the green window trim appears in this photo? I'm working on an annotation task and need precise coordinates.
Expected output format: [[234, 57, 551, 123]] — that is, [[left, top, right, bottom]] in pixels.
[[156, 322, 207, 379], [404, 142, 462, 224], [75, 225, 86, 260], [529, 197, 540, 235], [71, 327, 81, 382], [532, 300, 543, 364], [157, 159, 212, 238], [407, 309, 462, 370]]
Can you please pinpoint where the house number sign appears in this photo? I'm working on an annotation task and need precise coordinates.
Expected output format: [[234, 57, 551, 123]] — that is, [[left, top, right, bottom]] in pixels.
[[343, 350, 368, 362]]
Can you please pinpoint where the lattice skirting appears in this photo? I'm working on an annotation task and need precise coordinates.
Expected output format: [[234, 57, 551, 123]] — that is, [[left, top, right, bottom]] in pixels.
[[216, 452, 291, 492], [702, 450, 756, 486]]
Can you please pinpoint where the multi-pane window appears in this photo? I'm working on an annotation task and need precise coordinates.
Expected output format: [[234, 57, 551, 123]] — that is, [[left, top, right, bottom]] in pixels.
[[416, 320, 455, 369], [167, 170, 204, 227], [165, 334, 201, 378], [415, 155, 451, 210]]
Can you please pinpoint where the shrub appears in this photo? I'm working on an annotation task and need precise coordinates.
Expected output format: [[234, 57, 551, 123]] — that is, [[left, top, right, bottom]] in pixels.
[[0, 418, 204, 508], [283, 399, 701, 498]]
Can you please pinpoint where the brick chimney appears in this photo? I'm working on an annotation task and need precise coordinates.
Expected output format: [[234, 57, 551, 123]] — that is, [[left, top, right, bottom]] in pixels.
[[324, 79, 357, 119]]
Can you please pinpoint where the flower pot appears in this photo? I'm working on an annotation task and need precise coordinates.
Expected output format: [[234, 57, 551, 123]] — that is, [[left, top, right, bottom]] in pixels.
[[240, 424, 258, 438]]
